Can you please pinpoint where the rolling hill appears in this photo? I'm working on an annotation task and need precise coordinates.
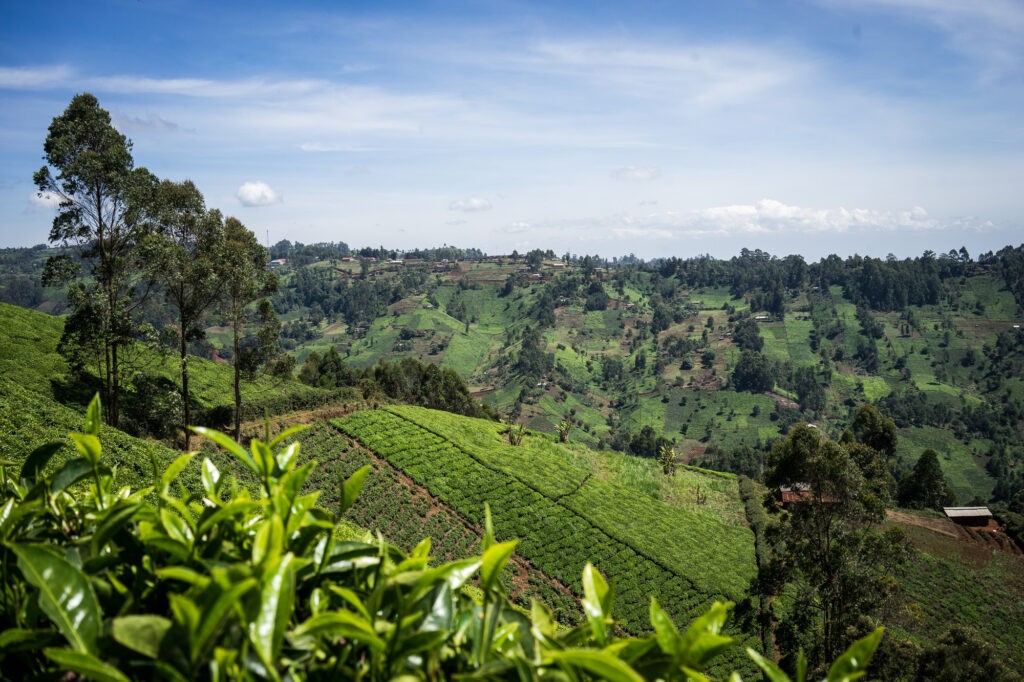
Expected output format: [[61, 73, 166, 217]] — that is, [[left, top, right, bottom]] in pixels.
[[3, 246, 1024, 673]]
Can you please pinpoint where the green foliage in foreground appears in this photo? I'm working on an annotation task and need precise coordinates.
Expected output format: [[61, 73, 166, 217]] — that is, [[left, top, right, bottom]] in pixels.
[[0, 396, 883, 680]]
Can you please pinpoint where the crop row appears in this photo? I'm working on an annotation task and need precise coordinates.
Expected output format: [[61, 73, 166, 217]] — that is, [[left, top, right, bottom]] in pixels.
[[387, 405, 755, 600], [297, 424, 479, 563], [333, 409, 736, 630], [562, 478, 753, 598], [296, 422, 578, 622], [388, 405, 590, 499]]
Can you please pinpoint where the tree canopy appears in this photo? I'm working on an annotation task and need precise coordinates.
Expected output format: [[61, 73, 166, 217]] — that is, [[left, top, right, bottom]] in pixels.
[[762, 421, 905, 670], [142, 180, 225, 448], [731, 350, 775, 393], [898, 449, 956, 510]]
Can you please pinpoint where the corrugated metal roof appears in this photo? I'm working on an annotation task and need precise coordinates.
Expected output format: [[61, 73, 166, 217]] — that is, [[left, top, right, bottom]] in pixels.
[[942, 506, 992, 518]]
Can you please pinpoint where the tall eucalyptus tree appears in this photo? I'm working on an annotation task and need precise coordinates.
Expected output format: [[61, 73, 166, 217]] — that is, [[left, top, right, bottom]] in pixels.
[[220, 217, 275, 439], [142, 180, 225, 448], [35, 93, 157, 426]]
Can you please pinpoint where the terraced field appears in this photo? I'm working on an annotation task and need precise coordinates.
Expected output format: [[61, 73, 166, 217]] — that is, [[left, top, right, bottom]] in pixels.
[[333, 405, 757, 642]]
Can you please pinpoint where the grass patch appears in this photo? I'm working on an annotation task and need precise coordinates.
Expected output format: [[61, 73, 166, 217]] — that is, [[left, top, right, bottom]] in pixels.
[[896, 426, 994, 503], [860, 376, 892, 402]]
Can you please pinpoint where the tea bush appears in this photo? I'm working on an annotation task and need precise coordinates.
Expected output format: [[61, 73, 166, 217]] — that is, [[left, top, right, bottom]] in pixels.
[[0, 396, 881, 680]]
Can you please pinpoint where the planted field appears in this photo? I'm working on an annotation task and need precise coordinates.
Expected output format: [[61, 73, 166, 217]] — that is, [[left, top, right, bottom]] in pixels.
[[964, 275, 1018, 321], [0, 301, 345, 435], [0, 301, 66, 395], [783, 317, 816, 365], [693, 287, 743, 310], [665, 389, 779, 451], [333, 406, 757, 642], [295, 421, 583, 619], [759, 322, 790, 364], [859, 376, 892, 402], [888, 515, 1024, 670]]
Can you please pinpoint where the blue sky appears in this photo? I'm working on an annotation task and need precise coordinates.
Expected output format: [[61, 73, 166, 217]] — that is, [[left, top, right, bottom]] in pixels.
[[1, 0, 1022, 259]]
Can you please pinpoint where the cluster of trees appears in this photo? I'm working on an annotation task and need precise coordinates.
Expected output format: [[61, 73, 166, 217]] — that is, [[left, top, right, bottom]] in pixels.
[[277, 264, 429, 329], [297, 348, 495, 420], [651, 248, 987, 316], [0, 245, 56, 309], [897, 449, 956, 509], [759, 418, 903, 669], [731, 350, 776, 393], [35, 94, 277, 441], [516, 326, 554, 380], [267, 239, 350, 265]]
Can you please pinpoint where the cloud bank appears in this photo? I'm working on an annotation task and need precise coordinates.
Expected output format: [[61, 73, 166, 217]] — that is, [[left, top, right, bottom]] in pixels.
[[592, 199, 988, 240]]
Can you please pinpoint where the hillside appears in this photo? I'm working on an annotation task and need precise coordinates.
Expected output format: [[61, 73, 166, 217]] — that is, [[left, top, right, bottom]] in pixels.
[[3, 293, 1024, 671], [5, 244, 1024, 673], [8, 247, 1024, 506], [0, 300, 349, 439], [335, 406, 755, 615], [246, 247, 1024, 506]]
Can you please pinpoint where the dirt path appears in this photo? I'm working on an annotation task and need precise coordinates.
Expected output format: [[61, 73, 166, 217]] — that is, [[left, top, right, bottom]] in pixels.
[[886, 509, 959, 538], [767, 392, 799, 410]]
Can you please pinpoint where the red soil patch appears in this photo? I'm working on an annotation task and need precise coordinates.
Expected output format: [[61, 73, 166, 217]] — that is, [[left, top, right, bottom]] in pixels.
[[887, 510, 1024, 567]]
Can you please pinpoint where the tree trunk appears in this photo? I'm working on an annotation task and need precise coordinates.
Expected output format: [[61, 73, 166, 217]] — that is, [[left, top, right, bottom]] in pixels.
[[106, 279, 120, 429], [109, 338, 120, 429], [233, 313, 242, 441], [104, 334, 114, 426], [181, 323, 191, 450]]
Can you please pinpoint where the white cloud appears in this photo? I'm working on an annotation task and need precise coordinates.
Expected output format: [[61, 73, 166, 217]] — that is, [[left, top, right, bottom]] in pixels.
[[0, 64, 73, 88], [550, 199, 988, 244], [300, 142, 367, 152], [611, 166, 660, 182], [610, 226, 675, 239], [236, 181, 282, 207], [502, 221, 531, 234], [526, 40, 806, 107], [687, 199, 942, 234], [648, 199, 946, 236], [87, 75, 325, 99], [449, 197, 492, 212]]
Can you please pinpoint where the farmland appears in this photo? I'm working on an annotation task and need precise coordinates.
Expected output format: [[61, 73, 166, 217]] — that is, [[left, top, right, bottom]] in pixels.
[[887, 511, 1024, 669], [3, 243, 1024, 675], [334, 406, 756, 641]]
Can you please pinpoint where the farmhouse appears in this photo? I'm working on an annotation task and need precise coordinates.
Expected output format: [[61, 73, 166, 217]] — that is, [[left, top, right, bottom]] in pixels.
[[942, 506, 993, 527], [778, 482, 835, 507]]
